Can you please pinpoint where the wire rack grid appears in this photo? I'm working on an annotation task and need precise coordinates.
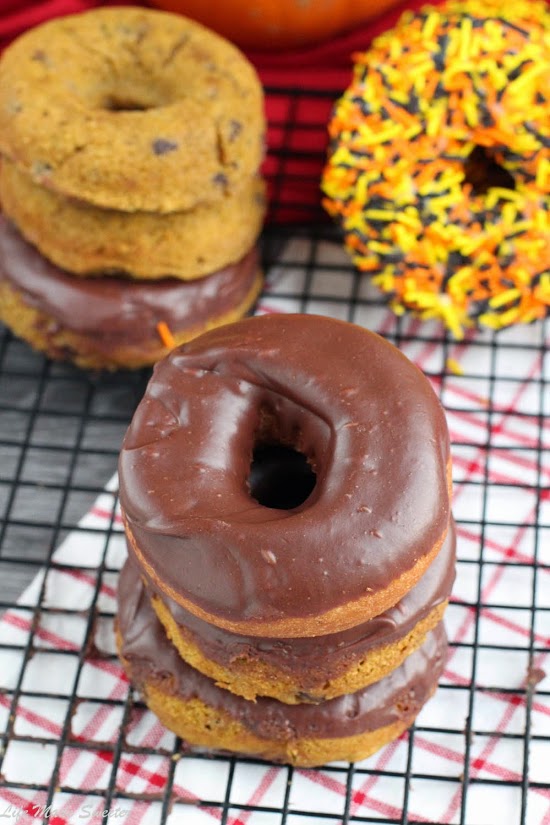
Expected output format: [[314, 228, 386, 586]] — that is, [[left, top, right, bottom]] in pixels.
[[0, 82, 549, 825]]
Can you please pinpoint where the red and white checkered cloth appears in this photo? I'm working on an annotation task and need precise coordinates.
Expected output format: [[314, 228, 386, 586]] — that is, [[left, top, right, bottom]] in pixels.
[[1, 238, 549, 824]]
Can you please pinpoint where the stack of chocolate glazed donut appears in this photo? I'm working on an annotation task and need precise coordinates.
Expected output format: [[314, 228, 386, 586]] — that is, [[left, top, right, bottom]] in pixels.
[[0, 7, 265, 370], [117, 314, 455, 767]]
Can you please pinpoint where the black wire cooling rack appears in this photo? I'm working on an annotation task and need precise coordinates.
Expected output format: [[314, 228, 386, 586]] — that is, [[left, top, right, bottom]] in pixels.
[[0, 82, 549, 825]]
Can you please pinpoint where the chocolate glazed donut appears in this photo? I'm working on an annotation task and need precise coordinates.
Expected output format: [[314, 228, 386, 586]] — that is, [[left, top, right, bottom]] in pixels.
[[116, 560, 449, 767], [142, 520, 455, 703], [119, 314, 451, 638]]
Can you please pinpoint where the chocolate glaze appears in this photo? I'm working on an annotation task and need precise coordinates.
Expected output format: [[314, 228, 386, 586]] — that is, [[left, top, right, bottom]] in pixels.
[[0, 217, 259, 353], [119, 314, 451, 635], [118, 561, 448, 741], [142, 520, 456, 684]]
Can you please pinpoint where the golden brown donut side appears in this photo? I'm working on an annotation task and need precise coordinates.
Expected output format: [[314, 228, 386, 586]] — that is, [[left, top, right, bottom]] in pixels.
[[137, 681, 421, 768], [0, 160, 266, 280], [152, 592, 447, 703]]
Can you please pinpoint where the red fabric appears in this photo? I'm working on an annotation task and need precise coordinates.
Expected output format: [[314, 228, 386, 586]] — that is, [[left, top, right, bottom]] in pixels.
[[0, 0, 439, 222]]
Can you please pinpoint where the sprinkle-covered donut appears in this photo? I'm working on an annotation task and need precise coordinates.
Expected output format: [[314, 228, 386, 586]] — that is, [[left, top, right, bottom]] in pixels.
[[0, 7, 264, 213], [322, 0, 550, 337], [119, 314, 451, 638]]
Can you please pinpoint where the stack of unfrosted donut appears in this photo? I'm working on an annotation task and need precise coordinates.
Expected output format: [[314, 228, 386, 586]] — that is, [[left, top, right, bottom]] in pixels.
[[117, 313, 455, 767], [0, 7, 265, 370]]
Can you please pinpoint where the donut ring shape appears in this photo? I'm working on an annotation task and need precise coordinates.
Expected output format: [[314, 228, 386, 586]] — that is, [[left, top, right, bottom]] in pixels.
[[321, 0, 550, 337], [0, 7, 264, 213], [119, 314, 451, 638]]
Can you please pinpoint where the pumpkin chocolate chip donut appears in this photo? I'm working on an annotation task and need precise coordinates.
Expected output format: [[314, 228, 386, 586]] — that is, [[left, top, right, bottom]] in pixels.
[[117, 559, 448, 768], [0, 218, 262, 371], [0, 161, 266, 281], [0, 7, 265, 212], [119, 314, 452, 639], [322, 0, 550, 337]]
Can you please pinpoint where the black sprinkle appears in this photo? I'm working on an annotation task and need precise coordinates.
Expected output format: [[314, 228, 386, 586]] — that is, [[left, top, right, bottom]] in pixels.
[[479, 109, 494, 128], [407, 91, 420, 115], [524, 123, 550, 148], [505, 229, 529, 240], [31, 50, 48, 63], [152, 138, 179, 156], [212, 172, 228, 187], [473, 82, 488, 101], [498, 17, 529, 37], [508, 59, 532, 82], [405, 261, 431, 271], [438, 33, 450, 61], [468, 298, 491, 318], [442, 255, 467, 286], [355, 96, 373, 116], [432, 49, 446, 73], [530, 271, 547, 289], [505, 150, 535, 162]]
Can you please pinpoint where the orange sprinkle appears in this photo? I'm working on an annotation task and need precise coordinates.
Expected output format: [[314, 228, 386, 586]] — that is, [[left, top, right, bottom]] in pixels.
[[414, 159, 448, 189], [383, 99, 418, 129], [157, 321, 176, 349]]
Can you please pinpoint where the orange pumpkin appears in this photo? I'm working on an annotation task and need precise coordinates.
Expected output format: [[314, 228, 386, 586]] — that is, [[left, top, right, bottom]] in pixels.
[[148, 0, 404, 50]]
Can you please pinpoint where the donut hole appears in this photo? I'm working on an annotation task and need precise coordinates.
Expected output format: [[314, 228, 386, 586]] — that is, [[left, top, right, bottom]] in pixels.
[[98, 79, 174, 112], [463, 145, 515, 195], [248, 442, 317, 510], [102, 95, 152, 112]]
